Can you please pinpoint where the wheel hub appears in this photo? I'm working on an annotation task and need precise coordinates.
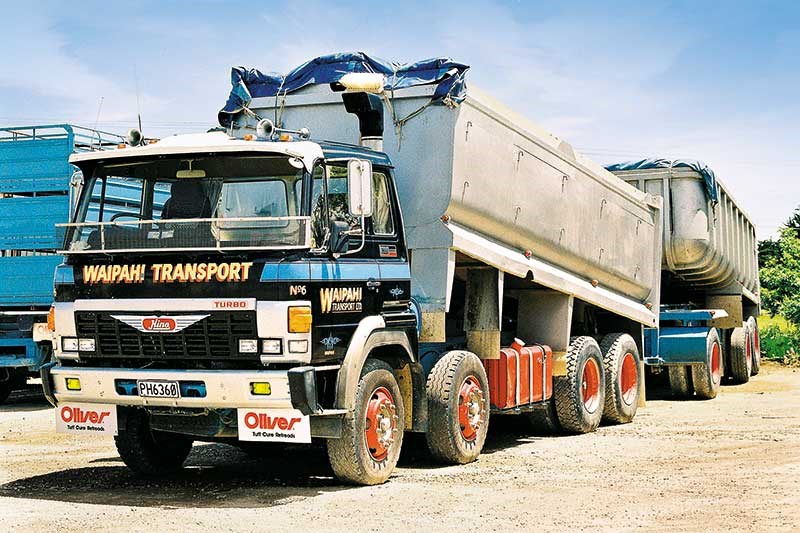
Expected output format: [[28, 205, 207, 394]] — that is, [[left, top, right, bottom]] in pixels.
[[458, 376, 485, 441], [711, 341, 721, 384], [581, 358, 601, 413], [365, 387, 398, 461], [619, 352, 638, 405]]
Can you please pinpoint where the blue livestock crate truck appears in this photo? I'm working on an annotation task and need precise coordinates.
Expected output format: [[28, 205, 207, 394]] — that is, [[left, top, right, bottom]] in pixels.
[[39, 53, 759, 485], [0, 125, 166, 403]]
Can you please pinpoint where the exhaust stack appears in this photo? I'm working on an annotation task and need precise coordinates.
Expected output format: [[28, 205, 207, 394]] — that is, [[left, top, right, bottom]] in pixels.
[[342, 91, 384, 152]]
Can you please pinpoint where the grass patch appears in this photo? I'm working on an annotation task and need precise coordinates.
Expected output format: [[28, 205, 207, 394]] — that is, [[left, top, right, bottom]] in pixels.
[[758, 313, 800, 366]]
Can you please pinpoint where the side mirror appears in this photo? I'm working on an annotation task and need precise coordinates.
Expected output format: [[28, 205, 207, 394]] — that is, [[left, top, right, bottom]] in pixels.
[[329, 220, 351, 254], [347, 159, 373, 217]]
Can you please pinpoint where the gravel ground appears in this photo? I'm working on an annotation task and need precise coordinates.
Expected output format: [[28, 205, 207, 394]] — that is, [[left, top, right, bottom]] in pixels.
[[1, 363, 798, 532]]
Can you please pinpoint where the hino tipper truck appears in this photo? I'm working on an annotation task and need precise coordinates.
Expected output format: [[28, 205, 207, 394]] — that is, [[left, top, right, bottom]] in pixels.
[[0, 125, 144, 403], [43, 53, 668, 485], [607, 160, 761, 398]]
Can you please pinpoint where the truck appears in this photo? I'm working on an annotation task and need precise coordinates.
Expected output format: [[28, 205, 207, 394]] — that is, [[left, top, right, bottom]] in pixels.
[[0, 125, 135, 403], [42, 53, 686, 486], [606, 160, 761, 397]]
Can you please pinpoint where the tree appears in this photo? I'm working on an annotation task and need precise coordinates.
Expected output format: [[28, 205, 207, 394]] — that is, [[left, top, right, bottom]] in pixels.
[[759, 228, 800, 326], [786, 207, 800, 237]]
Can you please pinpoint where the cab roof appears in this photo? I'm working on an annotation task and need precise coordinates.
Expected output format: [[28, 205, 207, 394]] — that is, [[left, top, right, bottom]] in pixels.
[[69, 131, 392, 170]]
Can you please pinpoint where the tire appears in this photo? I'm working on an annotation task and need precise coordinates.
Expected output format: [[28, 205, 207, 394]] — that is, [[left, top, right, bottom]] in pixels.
[[526, 398, 560, 435], [747, 316, 761, 376], [668, 366, 693, 399], [728, 326, 751, 384], [692, 328, 722, 399], [425, 351, 490, 464], [554, 336, 605, 434], [600, 333, 641, 424], [114, 409, 193, 476], [326, 358, 404, 485]]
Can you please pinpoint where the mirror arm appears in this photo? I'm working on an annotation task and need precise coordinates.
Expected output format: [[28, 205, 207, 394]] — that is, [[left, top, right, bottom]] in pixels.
[[334, 215, 367, 258]]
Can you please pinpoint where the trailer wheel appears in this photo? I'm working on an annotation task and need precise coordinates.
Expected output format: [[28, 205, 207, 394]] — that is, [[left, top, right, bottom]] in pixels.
[[599, 333, 641, 424], [692, 328, 722, 399], [326, 358, 404, 485], [668, 366, 693, 399], [554, 336, 605, 434], [114, 409, 193, 476], [425, 351, 490, 464], [527, 399, 561, 435], [747, 316, 761, 376], [728, 326, 751, 384]]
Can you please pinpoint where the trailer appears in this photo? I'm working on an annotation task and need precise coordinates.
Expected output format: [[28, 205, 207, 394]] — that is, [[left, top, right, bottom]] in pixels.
[[0, 125, 167, 403], [43, 53, 664, 485], [607, 160, 761, 398]]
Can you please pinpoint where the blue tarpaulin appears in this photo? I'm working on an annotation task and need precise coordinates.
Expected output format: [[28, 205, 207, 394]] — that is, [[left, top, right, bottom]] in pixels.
[[605, 159, 719, 202], [218, 52, 469, 126]]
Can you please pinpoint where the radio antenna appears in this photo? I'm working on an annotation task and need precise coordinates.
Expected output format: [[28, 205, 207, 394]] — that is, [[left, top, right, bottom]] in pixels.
[[93, 96, 104, 131], [134, 64, 143, 135]]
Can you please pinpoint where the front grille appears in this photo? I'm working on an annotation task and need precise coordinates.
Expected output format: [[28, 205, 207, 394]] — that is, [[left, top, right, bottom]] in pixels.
[[75, 311, 258, 361]]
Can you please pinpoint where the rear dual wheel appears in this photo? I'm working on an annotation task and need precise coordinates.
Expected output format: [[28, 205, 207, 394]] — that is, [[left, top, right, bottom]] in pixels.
[[600, 333, 641, 424], [729, 326, 752, 384], [667, 329, 722, 399], [554, 336, 605, 434], [692, 328, 722, 399], [747, 316, 761, 376]]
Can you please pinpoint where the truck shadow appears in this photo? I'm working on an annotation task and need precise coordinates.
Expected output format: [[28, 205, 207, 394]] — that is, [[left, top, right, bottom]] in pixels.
[[0, 443, 349, 508], [0, 387, 50, 413], [0, 416, 545, 508]]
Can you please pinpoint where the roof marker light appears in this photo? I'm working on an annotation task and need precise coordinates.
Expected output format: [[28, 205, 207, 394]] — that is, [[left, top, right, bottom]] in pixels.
[[339, 73, 385, 94]]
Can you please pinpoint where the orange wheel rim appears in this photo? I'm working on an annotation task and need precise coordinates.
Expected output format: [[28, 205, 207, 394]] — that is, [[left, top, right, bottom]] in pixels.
[[620, 352, 638, 405], [457, 376, 484, 441], [581, 358, 601, 413], [364, 386, 397, 461]]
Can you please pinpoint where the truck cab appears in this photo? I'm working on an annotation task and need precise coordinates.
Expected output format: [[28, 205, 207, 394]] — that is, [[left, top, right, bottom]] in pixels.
[[45, 128, 420, 484]]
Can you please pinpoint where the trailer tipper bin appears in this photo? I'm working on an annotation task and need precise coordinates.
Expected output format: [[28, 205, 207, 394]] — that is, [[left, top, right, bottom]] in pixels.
[[45, 53, 667, 485], [607, 159, 761, 396]]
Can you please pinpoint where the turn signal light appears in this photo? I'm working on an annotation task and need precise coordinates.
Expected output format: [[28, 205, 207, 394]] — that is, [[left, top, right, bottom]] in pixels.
[[288, 306, 312, 333], [65, 378, 81, 391], [251, 382, 272, 395], [47, 306, 56, 331]]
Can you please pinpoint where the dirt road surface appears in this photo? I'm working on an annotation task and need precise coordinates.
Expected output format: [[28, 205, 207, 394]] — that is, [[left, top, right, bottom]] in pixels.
[[1, 364, 798, 532]]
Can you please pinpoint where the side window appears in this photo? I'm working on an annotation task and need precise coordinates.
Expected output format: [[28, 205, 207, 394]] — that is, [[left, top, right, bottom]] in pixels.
[[371, 171, 394, 235], [328, 166, 358, 229], [308, 166, 328, 247]]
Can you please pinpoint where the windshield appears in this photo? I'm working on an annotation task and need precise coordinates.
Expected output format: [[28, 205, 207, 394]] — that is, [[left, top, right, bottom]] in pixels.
[[62, 155, 311, 253]]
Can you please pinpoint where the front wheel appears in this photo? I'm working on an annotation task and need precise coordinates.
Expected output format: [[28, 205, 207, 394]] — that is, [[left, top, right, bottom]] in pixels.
[[114, 409, 193, 476], [554, 336, 605, 434], [425, 351, 490, 464], [326, 359, 404, 485]]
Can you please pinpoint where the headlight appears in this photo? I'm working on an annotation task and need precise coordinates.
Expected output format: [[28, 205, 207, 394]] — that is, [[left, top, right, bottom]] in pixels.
[[62, 337, 79, 352], [261, 339, 282, 355], [238, 339, 258, 353], [78, 338, 95, 352]]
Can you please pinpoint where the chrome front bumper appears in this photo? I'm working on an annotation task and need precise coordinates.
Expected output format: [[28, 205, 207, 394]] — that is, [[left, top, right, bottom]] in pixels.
[[49, 366, 294, 409]]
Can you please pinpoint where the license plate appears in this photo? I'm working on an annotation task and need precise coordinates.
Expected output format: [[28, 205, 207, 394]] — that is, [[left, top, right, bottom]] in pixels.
[[137, 380, 180, 398]]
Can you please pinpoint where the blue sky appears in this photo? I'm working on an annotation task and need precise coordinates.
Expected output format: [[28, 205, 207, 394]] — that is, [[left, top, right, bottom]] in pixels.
[[1, 0, 798, 238]]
